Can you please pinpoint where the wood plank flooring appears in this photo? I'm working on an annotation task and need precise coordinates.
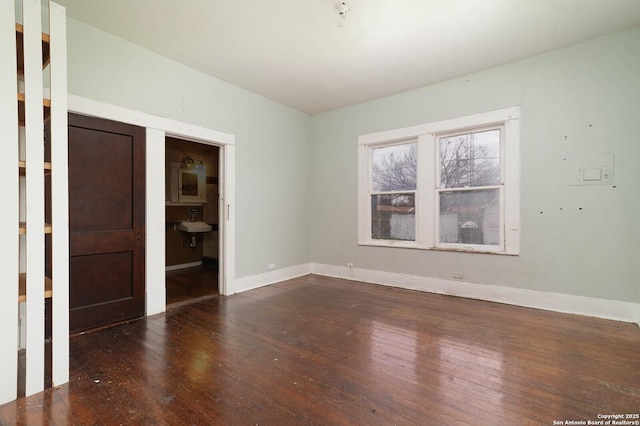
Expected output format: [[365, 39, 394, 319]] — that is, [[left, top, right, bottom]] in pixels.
[[166, 265, 218, 306], [1, 274, 638, 425]]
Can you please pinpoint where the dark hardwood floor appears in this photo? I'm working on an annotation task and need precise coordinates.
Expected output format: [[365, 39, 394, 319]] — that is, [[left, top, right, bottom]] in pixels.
[[166, 264, 218, 306], [2, 274, 639, 425]]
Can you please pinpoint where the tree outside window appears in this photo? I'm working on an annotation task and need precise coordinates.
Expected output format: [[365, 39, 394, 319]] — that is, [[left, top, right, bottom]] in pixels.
[[371, 142, 416, 241]]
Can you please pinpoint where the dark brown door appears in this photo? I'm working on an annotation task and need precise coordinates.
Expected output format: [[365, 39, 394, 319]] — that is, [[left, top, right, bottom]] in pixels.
[[68, 113, 145, 333]]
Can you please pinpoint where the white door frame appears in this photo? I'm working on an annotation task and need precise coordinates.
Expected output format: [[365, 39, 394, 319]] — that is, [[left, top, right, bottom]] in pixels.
[[67, 95, 236, 315]]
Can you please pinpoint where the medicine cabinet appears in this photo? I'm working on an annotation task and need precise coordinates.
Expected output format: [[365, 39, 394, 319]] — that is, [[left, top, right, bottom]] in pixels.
[[170, 161, 207, 203]]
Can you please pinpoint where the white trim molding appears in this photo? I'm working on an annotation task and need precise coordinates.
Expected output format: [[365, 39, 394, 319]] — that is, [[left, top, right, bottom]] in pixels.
[[358, 106, 521, 255], [23, 0, 46, 396], [67, 95, 236, 306], [49, 1, 70, 388], [233, 264, 311, 295], [0, 0, 20, 405], [67, 95, 235, 147], [228, 263, 639, 326], [145, 127, 166, 316], [310, 263, 640, 326]]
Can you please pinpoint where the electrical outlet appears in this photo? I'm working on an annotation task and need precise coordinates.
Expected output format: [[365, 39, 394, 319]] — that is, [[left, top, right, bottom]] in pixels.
[[452, 271, 464, 280], [347, 263, 354, 269], [268, 263, 275, 270]]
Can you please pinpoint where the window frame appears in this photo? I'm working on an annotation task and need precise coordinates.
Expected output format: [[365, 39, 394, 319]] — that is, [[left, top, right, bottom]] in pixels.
[[435, 124, 505, 252], [369, 139, 418, 244], [358, 107, 520, 255]]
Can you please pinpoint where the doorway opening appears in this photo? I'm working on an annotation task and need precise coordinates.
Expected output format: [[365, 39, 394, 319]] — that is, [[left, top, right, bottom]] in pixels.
[[165, 137, 220, 306]]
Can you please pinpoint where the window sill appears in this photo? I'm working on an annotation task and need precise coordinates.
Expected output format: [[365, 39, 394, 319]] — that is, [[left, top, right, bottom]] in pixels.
[[358, 240, 518, 255]]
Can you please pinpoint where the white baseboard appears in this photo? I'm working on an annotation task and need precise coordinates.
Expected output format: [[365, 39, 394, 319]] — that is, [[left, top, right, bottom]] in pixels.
[[232, 264, 311, 294], [310, 263, 640, 326], [227, 262, 640, 326]]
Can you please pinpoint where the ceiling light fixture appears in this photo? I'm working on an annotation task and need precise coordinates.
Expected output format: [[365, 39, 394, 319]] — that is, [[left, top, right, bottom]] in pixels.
[[334, 2, 349, 28]]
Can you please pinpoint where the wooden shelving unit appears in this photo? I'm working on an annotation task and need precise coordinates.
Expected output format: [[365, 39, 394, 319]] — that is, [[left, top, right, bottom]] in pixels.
[[2, 0, 68, 404], [15, 23, 50, 75], [18, 274, 53, 302], [16, 23, 51, 126], [17, 92, 51, 126], [19, 160, 52, 176], [16, 19, 53, 308], [18, 222, 52, 235]]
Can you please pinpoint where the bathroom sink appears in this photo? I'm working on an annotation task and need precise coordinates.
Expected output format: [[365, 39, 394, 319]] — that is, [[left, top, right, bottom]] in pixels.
[[177, 221, 212, 233]]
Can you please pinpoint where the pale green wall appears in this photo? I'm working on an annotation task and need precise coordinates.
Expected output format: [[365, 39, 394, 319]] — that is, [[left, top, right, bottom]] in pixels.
[[65, 18, 311, 278], [66, 15, 640, 303], [310, 26, 640, 303]]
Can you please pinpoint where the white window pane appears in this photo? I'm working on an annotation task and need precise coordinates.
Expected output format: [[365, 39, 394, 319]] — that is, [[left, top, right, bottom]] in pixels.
[[439, 130, 500, 188], [439, 189, 500, 245], [372, 143, 417, 192], [371, 194, 415, 241]]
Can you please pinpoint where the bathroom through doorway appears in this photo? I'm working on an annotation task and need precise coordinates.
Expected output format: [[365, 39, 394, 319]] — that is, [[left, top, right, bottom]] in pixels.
[[165, 137, 220, 306]]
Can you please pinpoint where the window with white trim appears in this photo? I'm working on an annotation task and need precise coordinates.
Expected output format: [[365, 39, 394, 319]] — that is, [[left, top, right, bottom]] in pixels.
[[358, 107, 520, 254]]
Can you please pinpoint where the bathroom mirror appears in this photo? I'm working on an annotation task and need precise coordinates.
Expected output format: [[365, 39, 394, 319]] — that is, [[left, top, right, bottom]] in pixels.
[[170, 162, 207, 203]]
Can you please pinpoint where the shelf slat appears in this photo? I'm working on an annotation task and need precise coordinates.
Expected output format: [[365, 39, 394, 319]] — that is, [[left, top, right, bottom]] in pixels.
[[15, 23, 50, 75], [18, 222, 52, 234], [16, 92, 51, 106], [18, 273, 52, 302], [17, 92, 51, 126], [18, 161, 51, 176]]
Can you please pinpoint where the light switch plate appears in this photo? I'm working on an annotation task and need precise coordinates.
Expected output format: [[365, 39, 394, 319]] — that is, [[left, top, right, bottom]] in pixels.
[[571, 153, 614, 186]]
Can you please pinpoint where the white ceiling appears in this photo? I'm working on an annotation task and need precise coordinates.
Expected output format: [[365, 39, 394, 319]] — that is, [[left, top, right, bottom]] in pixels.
[[55, 0, 640, 115]]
